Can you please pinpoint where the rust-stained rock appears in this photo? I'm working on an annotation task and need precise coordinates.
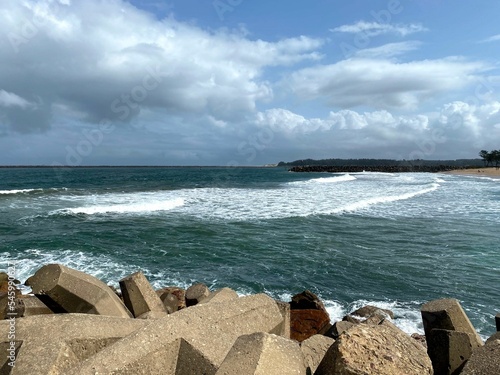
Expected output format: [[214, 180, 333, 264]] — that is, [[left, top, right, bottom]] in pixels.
[[315, 324, 433, 375], [28, 264, 132, 318], [421, 299, 483, 348], [290, 309, 331, 342], [119, 271, 166, 318], [216, 332, 306, 375], [185, 283, 210, 307], [290, 290, 326, 311], [300, 334, 334, 374]]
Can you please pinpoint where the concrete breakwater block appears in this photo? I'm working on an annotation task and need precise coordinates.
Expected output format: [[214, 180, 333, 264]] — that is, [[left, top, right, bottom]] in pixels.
[[29, 264, 132, 318], [185, 282, 210, 306], [65, 293, 284, 375], [216, 332, 306, 375], [119, 271, 166, 318], [427, 329, 475, 375], [300, 334, 335, 374], [0, 313, 149, 375], [461, 340, 500, 374]]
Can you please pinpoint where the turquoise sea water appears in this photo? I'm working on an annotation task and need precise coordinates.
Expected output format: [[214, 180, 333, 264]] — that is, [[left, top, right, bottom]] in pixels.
[[1, 167, 499, 337]]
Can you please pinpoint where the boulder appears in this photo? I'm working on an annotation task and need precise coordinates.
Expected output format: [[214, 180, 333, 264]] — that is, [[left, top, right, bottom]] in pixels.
[[13, 295, 53, 317], [427, 329, 475, 375], [411, 333, 428, 349], [65, 293, 285, 375], [290, 309, 331, 342], [351, 305, 395, 319], [290, 290, 326, 311], [216, 332, 306, 375], [315, 324, 433, 375], [156, 287, 186, 310], [0, 272, 8, 283], [161, 293, 180, 314], [486, 332, 500, 346], [185, 283, 210, 307], [326, 321, 355, 339], [300, 334, 334, 374], [199, 287, 238, 305], [28, 264, 132, 318], [342, 314, 362, 324], [421, 299, 483, 348], [461, 340, 500, 374], [119, 271, 166, 318]]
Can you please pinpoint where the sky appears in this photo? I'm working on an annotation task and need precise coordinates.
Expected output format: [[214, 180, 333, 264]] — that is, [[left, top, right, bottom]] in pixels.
[[1, 0, 500, 166]]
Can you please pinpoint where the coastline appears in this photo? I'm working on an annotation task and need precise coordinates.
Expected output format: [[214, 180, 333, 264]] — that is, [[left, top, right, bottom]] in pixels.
[[444, 167, 500, 179]]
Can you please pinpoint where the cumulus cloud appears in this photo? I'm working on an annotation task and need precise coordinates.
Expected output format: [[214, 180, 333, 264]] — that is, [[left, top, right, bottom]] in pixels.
[[287, 57, 487, 110], [354, 41, 421, 58], [0, 0, 322, 133], [331, 22, 427, 37]]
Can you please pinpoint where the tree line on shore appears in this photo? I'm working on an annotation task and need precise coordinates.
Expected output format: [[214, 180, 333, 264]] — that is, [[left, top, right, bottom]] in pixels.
[[479, 150, 500, 167]]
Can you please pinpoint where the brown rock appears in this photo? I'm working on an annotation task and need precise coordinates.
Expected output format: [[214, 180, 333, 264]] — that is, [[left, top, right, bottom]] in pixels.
[[352, 305, 395, 319], [411, 333, 428, 349], [28, 264, 132, 318], [161, 293, 179, 314], [0, 272, 8, 283], [316, 324, 433, 375], [427, 329, 475, 375], [119, 271, 166, 318], [157, 287, 186, 310], [290, 309, 331, 342], [185, 283, 210, 307], [461, 340, 500, 374], [342, 314, 362, 324], [300, 334, 335, 374], [290, 290, 326, 311], [326, 321, 355, 339], [486, 332, 500, 346]]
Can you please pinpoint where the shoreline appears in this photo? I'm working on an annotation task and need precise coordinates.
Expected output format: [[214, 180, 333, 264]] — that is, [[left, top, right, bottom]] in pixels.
[[444, 167, 500, 179]]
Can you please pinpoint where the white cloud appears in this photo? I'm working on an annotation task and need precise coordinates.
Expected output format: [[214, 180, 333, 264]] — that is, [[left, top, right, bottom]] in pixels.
[[354, 41, 421, 58], [480, 34, 500, 43], [0, 0, 323, 133], [287, 58, 487, 110], [331, 22, 427, 37], [0, 90, 34, 109]]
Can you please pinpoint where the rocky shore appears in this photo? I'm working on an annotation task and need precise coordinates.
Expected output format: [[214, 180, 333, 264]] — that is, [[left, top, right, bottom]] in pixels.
[[289, 165, 460, 173], [1, 264, 499, 374]]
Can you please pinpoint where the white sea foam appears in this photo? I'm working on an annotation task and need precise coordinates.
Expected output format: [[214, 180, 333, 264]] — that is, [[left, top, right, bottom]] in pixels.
[[289, 174, 357, 185], [62, 197, 185, 215], [0, 188, 41, 195]]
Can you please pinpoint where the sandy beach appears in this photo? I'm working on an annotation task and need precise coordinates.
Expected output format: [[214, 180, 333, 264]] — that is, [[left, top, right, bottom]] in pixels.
[[445, 167, 500, 178]]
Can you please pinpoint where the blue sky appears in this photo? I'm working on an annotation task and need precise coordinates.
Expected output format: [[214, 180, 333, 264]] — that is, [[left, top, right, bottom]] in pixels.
[[0, 0, 499, 166]]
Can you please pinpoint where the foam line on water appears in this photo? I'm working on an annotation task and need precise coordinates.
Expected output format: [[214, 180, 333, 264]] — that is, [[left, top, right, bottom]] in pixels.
[[0, 188, 42, 195], [288, 174, 356, 185]]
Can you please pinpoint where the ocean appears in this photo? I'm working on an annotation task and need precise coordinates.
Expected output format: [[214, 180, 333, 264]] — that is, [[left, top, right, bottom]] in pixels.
[[1, 167, 499, 338]]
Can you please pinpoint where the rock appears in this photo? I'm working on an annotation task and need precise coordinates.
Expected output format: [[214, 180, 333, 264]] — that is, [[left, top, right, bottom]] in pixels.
[[185, 283, 210, 307], [351, 305, 395, 319], [326, 321, 355, 339], [342, 314, 362, 324], [427, 329, 475, 375], [0, 313, 149, 374], [421, 299, 483, 348], [199, 287, 238, 305], [315, 324, 433, 375], [119, 271, 166, 318], [136, 310, 169, 319], [496, 313, 500, 331], [161, 293, 179, 314], [0, 272, 8, 283], [290, 290, 326, 311], [486, 332, 500, 346], [216, 332, 306, 375], [157, 286, 186, 310], [461, 340, 500, 374], [290, 309, 331, 342], [28, 264, 132, 318], [411, 333, 428, 349], [300, 334, 335, 374], [65, 293, 285, 375]]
